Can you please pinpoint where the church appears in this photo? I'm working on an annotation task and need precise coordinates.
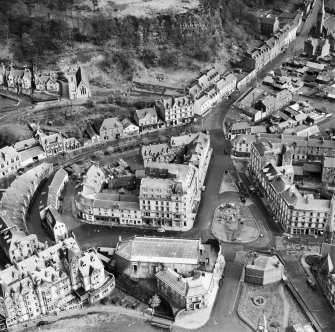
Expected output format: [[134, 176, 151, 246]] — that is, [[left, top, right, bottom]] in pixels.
[[304, 0, 335, 59]]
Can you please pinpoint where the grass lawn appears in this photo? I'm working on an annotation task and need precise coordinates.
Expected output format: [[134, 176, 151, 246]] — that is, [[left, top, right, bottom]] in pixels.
[[238, 282, 309, 331]]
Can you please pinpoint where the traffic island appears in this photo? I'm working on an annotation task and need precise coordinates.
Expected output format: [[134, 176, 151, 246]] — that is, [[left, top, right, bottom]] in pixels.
[[211, 203, 260, 243]]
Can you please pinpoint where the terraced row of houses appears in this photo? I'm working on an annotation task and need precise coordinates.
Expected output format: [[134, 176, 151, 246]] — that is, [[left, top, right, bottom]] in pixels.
[[249, 138, 335, 235], [0, 129, 80, 180]]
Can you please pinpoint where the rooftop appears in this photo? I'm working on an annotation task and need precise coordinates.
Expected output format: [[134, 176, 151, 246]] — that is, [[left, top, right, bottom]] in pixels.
[[116, 236, 202, 265], [246, 255, 283, 272]]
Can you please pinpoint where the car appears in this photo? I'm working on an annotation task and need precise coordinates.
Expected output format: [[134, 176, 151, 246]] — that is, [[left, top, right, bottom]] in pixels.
[[240, 196, 246, 203], [306, 276, 316, 289], [157, 228, 166, 233], [111, 296, 120, 305], [100, 296, 109, 305], [201, 186, 206, 192], [37, 321, 48, 327], [218, 278, 224, 287]]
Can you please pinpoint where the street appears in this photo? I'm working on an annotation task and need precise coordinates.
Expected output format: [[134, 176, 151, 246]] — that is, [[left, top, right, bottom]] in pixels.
[[282, 258, 335, 332]]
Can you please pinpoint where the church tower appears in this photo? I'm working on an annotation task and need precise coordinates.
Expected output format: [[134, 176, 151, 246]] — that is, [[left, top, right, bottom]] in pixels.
[[316, 0, 326, 37]]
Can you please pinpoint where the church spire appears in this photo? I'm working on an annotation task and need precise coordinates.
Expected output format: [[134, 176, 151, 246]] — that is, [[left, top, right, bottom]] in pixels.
[[317, 0, 326, 37]]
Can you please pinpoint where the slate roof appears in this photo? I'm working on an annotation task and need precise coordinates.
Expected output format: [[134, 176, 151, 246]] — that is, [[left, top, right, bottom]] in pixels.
[[116, 236, 201, 264], [100, 117, 123, 131], [75, 67, 90, 87], [246, 255, 283, 272], [136, 107, 157, 120], [324, 157, 335, 168], [156, 268, 213, 298], [0, 146, 19, 163], [14, 138, 39, 152]]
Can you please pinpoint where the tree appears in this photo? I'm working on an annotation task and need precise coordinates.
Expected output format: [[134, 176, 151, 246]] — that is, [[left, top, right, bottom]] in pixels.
[[148, 294, 161, 317]]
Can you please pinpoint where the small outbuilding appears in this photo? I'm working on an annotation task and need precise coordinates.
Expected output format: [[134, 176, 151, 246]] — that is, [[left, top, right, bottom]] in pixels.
[[245, 254, 284, 285]]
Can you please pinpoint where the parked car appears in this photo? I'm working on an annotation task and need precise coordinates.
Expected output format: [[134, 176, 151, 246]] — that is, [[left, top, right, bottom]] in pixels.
[[111, 296, 120, 305], [240, 196, 246, 203], [157, 228, 166, 233], [37, 321, 48, 327], [100, 296, 109, 305], [218, 278, 224, 287], [306, 276, 316, 289]]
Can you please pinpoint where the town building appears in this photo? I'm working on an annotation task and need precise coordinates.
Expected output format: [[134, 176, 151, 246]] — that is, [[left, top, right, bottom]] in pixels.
[[0, 237, 114, 328], [322, 157, 335, 184], [83, 124, 101, 144], [317, 242, 335, 309], [250, 140, 334, 235], [47, 168, 69, 210], [156, 268, 214, 310], [139, 164, 198, 230], [44, 207, 69, 242], [65, 67, 91, 100], [259, 15, 280, 35], [254, 90, 293, 121], [187, 66, 236, 116], [134, 107, 159, 132], [240, 13, 302, 72], [121, 118, 139, 136], [139, 133, 211, 230], [228, 122, 251, 140], [39, 133, 64, 157], [75, 192, 141, 226], [35, 72, 60, 93], [38, 133, 80, 157], [232, 134, 257, 156], [0, 163, 54, 262], [75, 133, 211, 231], [215, 73, 237, 100], [234, 133, 335, 161], [6, 67, 32, 94], [99, 117, 123, 141], [244, 253, 284, 285], [0, 146, 21, 178], [63, 137, 80, 153], [155, 96, 194, 127], [114, 236, 217, 278], [304, 37, 330, 59]]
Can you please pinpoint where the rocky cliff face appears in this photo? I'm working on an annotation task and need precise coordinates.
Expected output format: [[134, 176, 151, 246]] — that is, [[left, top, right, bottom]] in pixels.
[[75, 6, 225, 55]]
